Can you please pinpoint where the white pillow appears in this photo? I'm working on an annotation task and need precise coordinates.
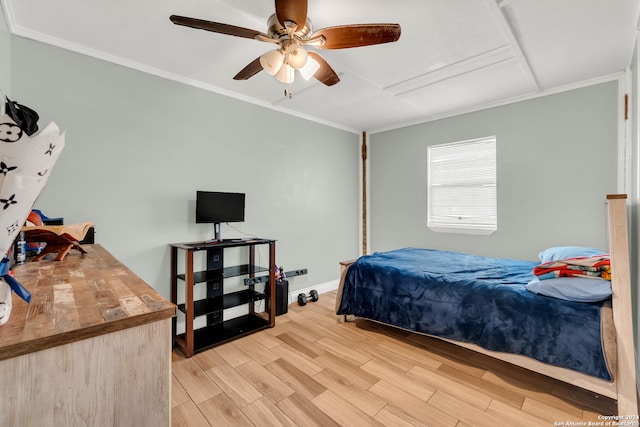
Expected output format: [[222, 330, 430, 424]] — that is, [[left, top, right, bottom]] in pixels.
[[525, 276, 612, 302]]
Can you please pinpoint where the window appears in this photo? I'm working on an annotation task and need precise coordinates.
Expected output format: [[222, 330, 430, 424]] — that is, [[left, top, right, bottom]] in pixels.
[[427, 136, 497, 234]]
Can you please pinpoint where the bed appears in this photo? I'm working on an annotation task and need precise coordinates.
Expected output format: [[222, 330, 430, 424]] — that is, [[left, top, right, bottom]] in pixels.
[[335, 194, 637, 415]]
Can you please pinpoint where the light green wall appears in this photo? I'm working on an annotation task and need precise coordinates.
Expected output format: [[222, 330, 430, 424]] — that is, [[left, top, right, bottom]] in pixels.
[[370, 81, 619, 261], [9, 37, 360, 299], [1, 22, 623, 297]]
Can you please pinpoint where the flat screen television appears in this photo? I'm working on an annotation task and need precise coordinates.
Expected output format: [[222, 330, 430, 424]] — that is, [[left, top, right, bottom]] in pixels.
[[196, 191, 245, 241]]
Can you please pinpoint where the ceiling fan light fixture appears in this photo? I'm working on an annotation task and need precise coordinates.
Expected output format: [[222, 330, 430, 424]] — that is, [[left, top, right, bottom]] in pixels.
[[286, 45, 308, 69], [275, 63, 295, 84], [299, 57, 320, 80], [259, 49, 284, 75]]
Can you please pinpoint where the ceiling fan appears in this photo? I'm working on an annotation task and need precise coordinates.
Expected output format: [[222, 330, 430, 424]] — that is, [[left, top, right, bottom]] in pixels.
[[170, 0, 401, 90]]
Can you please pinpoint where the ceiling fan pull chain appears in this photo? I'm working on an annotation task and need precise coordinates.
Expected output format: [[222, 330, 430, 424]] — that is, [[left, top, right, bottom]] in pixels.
[[285, 81, 293, 99]]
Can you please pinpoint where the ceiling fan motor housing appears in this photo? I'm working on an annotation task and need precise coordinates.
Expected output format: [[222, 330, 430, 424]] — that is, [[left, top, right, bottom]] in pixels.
[[267, 13, 313, 40]]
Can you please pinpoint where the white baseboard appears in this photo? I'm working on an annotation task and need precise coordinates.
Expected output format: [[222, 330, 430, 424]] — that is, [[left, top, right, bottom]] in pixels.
[[286, 279, 339, 306], [225, 279, 339, 318]]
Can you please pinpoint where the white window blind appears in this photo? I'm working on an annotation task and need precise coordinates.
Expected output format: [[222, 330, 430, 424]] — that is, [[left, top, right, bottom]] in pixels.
[[427, 136, 497, 234]]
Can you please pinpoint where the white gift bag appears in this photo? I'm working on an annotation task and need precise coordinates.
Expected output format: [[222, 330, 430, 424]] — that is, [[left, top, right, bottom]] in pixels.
[[0, 114, 65, 326]]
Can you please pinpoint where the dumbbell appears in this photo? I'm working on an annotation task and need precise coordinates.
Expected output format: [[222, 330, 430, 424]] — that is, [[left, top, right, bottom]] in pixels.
[[297, 290, 319, 306]]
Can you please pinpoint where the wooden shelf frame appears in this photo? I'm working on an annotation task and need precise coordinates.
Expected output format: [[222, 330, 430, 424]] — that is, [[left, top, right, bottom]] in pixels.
[[170, 239, 276, 357]]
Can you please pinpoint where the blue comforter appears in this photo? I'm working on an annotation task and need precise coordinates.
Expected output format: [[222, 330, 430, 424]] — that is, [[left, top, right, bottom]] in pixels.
[[336, 247, 611, 380]]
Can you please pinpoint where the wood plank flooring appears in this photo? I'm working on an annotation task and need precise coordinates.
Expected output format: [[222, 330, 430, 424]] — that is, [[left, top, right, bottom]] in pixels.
[[172, 290, 617, 426]]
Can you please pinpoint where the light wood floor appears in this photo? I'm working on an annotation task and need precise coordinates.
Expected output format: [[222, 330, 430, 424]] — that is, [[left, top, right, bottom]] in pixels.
[[171, 290, 617, 426]]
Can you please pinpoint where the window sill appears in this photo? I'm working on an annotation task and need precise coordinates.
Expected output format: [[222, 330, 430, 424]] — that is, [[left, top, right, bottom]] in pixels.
[[428, 225, 496, 235]]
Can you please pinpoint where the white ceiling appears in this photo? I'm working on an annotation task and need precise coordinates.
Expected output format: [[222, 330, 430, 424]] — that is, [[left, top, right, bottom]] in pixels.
[[2, 0, 639, 133]]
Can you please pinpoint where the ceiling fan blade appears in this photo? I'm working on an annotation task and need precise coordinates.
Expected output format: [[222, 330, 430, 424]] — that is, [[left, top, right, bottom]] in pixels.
[[275, 0, 308, 31], [233, 57, 264, 80], [170, 15, 271, 41], [313, 24, 401, 49], [308, 52, 340, 86]]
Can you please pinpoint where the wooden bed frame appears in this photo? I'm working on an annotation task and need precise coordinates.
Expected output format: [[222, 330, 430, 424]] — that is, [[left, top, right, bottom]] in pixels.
[[337, 194, 637, 415]]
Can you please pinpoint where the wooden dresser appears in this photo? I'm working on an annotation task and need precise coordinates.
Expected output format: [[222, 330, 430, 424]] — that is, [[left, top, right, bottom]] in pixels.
[[0, 244, 176, 426]]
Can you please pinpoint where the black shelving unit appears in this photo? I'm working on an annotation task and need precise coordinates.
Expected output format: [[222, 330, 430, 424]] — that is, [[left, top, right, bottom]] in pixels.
[[170, 238, 276, 357]]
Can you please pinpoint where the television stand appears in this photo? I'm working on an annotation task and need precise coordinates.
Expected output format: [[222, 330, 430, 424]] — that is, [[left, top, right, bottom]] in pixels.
[[170, 238, 276, 357]]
